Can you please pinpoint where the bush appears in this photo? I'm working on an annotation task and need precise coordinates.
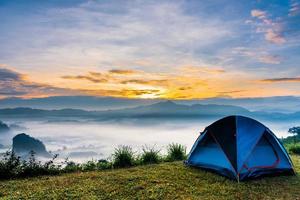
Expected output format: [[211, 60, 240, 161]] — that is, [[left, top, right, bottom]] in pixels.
[[166, 143, 186, 161], [96, 159, 112, 170], [0, 150, 60, 179], [0, 143, 188, 179], [63, 160, 81, 173], [140, 146, 161, 165], [21, 151, 60, 177], [112, 146, 135, 168], [63, 159, 112, 172], [288, 144, 300, 155], [0, 150, 22, 179], [81, 160, 98, 171]]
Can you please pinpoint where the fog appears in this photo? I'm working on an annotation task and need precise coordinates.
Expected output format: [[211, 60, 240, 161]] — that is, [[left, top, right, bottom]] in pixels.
[[1, 118, 299, 162]]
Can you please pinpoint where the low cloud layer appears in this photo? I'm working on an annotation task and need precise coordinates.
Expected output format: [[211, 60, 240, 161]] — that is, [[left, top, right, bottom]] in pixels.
[[1, 66, 300, 99], [261, 77, 300, 83], [59, 66, 228, 98], [0, 67, 79, 98], [62, 74, 108, 83]]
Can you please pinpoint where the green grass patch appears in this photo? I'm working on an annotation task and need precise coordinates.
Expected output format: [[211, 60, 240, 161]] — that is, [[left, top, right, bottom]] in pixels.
[[1, 156, 299, 199]]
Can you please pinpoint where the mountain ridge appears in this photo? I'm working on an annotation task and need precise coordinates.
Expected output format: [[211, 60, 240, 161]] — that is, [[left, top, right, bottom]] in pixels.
[[1, 95, 300, 113], [0, 101, 299, 121]]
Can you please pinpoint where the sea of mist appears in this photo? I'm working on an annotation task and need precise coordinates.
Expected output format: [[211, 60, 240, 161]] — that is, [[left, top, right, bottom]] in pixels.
[[1, 117, 299, 162]]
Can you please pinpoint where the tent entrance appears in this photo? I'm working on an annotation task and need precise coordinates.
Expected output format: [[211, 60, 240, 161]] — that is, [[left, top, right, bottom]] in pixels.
[[188, 132, 237, 179], [240, 133, 279, 173]]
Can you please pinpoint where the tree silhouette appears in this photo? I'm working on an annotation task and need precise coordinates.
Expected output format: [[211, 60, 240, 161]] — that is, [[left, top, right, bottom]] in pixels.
[[288, 127, 300, 144]]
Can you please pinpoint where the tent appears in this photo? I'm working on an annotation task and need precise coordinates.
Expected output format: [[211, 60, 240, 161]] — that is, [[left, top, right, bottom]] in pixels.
[[186, 116, 295, 181]]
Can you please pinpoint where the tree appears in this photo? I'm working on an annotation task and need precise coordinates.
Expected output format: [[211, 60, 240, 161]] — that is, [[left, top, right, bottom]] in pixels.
[[288, 127, 300, 144]]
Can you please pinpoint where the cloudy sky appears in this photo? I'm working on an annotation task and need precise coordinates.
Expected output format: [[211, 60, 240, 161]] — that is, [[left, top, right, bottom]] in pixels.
[[0, 0, 299, 99]]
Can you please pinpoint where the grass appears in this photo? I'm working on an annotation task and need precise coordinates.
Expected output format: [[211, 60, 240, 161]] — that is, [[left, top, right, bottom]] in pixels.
[[0, 144, 186, 179], [139, 146, 161, 165], [0, 155, 299, 200], [166, 143, 187, 161], [112, 146, 135, 168]]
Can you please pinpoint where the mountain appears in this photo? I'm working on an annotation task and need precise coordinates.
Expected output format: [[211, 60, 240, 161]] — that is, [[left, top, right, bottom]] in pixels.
[[179, 96, 300, 113], [0, 101, 299, 121], [0, 96, 159, 110], [12, 133, 51, 157], [0, 120, 10, 133], [0, 95, 299, 113], [0, 107, 92, 117], [0, 101, 238, 120], [100, 101, 250, 119]]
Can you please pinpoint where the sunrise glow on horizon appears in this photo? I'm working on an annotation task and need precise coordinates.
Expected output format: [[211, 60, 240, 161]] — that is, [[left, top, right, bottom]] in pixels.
[[0, 0, 299, 99]]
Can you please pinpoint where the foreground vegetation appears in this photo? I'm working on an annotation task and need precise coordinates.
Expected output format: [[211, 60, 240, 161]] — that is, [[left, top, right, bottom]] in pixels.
[[0, 155, 299, 199], [282, 126, 300, 155], [1, 127, 300, 199], [0, 144, 186, 179]]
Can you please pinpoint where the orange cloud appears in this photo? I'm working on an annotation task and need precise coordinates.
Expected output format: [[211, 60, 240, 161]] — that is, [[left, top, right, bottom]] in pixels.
[[121, 79, 169, 85], [58, 68, 213, 99], [108, 69, 140, 75], [3, 66, 300, 100], [79, 88, 162, 99]]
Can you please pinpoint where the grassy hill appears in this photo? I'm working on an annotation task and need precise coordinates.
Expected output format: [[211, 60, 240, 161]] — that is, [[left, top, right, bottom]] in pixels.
[[0, 156, 299, 200]]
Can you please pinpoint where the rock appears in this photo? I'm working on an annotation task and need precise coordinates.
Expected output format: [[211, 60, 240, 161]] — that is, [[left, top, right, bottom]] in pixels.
[[12, 133, 50, 157], [0, 120, 9, 133]]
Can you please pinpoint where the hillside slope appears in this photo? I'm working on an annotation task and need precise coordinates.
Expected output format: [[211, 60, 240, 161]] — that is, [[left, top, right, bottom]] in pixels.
[[0, 156, 299, 200]]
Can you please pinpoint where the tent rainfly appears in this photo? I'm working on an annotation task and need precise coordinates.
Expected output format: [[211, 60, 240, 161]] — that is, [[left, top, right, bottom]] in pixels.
[[186, 116, 295, 181]]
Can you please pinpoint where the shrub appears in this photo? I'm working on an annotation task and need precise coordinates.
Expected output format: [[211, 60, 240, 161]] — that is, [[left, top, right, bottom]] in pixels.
[[21, 151, 60, 177], [288, 144, 300, 155], [0, 143, 189, 179], [0, 150, 60, 179], [0, 150, 22, 179], [81, 160, 97, 171], [96, 159, 112, 170], [63, 160, 81, 173], [112, 146, 135, 168], [140, 146, 161, 165], [166, 143, 186, 161]]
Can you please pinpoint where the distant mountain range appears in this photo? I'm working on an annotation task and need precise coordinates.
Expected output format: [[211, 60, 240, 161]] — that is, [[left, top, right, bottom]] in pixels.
[[0, 101, 299, 121], [0, 95, 299, 113], [0, 96, 160, 110]]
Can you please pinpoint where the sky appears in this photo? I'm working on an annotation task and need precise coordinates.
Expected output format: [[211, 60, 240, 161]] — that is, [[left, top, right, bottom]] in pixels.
[[0, 0, 299, 99]]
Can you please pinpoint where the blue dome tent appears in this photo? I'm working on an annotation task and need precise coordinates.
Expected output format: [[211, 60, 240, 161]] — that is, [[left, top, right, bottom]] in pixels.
[[186, 116, 295, 181]]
